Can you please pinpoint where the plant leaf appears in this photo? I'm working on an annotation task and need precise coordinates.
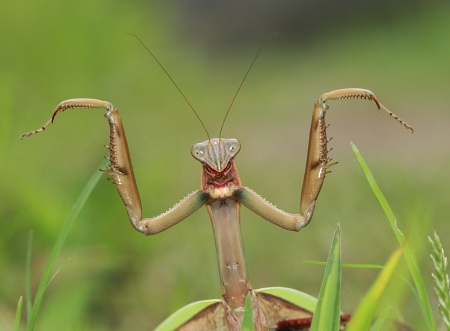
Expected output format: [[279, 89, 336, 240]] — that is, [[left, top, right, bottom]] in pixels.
[[304, 261, 383, 269], [154, 299, 222, 331], [241, 293, 254, 331], [369, 306, 391, 331], [25, 231, 33, 320], [27, 160, 107, 331], [347, 245, 403, 331], [14, 296, 23, 331], [310, 224, 342, 331], [257, 287, 318, 313], [351, 143, 436, 331]]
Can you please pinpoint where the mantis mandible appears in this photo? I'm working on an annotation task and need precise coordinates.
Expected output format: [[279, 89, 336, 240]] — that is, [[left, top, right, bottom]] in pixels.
[[21, 43, 413, 330]]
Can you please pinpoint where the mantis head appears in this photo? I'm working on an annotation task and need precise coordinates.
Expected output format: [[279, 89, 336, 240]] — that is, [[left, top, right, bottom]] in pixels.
[[191, 138, 241, 174]]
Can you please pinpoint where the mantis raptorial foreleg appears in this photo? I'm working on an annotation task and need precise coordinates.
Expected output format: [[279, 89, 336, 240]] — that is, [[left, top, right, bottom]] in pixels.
[[22, 98, 209, 235], [236, 88, 413, 232]]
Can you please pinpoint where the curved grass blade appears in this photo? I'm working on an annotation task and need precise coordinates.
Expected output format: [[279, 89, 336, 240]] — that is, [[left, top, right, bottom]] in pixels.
[[25, 231, 33, 320], [310, 224, 342, 331], [351, 143, 436, 330], [347, 245, 404, 331], [26, 160, 107, 331], [369, 306, 391, 331], [14, 296, 23, 331], [304, 261, 383, 269]]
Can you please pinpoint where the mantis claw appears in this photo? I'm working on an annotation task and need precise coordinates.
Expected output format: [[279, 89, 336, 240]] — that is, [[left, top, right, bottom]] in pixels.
[[320, 88, 414, 133], [379, 103, 414, 133], [20, 127, 45, 139]]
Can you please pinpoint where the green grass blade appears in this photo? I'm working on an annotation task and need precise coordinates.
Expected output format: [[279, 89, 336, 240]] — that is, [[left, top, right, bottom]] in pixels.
[[310, 224, 342, 331], [27, 160, 107, 331], [14, 296, 23, 331], [304, 261, 383, 269], [241, 293, 255, 331], [25, 231, 33, 320], [369, 306, 391, 331], [351, 143, 436, 330], [350, 144, 404, 241], [347, 245, 404, 331]]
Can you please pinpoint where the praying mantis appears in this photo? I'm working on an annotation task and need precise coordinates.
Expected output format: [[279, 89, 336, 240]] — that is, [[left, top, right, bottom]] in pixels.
[[21, 44, 413, 330]]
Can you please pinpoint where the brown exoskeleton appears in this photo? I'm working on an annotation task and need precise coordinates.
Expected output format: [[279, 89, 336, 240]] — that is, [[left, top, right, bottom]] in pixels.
[[22, 43, 413, 330]]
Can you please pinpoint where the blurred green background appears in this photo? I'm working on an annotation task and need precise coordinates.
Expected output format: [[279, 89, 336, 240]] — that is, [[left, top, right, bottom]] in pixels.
[[1, 0, 450, 329]]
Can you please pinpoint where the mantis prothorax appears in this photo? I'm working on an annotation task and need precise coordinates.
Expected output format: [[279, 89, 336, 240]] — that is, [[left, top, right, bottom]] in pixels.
[[21, 45, 413, 330]]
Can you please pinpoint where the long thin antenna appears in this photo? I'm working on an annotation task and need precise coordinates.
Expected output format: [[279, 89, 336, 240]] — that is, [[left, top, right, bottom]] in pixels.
[[219, 34, 274, 139], [128, 33, 210, 140]]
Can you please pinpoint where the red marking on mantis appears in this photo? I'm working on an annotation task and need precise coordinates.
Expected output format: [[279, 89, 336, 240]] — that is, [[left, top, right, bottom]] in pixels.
[[275, 314, 351, 330]]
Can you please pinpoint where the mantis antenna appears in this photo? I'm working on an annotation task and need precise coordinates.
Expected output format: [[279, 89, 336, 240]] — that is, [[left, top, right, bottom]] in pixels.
[[218, 34, 273, 139], [128, 33, 211, 141]]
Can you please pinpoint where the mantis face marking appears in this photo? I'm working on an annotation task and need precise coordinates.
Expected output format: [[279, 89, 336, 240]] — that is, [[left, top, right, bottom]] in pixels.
[[191, 138, 242, 199]]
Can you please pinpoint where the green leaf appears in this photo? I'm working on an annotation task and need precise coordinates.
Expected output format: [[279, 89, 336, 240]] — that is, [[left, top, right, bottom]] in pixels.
[[310, 224, 342, 331], [25, 231, 33, 321], [154, 299, 221, 331], [241, 293, 254, 331], [347, 245, 403, 331], [26, 160, 107, 331], [14, 296, 23, 331], [369, 307, 391, 331], [304, 261, 383, 269], [351, 143, 436, 331], [257, 287, 318, 313]]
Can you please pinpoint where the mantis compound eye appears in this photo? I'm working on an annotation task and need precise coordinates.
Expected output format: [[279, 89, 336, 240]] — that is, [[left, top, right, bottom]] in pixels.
[[226, 139, 241, 158], [191, 143, 207, 162]]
